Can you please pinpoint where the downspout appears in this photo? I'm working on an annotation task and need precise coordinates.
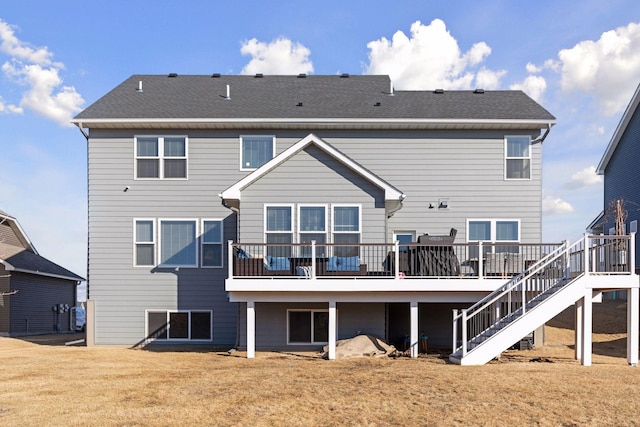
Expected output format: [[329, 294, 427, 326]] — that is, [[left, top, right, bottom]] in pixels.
[[75, 122, 90, 301], [74, 122, 90, 141], [385, 194, 406, 242], [220, 195, 242, 350], [531, 123, 552, 144]]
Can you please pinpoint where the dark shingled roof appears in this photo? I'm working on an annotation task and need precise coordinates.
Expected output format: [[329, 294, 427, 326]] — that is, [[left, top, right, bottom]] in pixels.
[[0, 243, 84, 282], [74, 75, 555, 122]]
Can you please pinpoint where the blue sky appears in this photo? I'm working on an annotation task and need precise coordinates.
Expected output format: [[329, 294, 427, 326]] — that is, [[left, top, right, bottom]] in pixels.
[[1, 1, 640, 299]]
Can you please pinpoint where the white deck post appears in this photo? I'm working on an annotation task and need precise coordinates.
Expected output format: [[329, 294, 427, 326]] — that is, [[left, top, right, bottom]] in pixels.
[[228, 240, 235, 278], [581, 290, 593, 366], [575, 298, 583, 361], [246, 300, 255, 359], [627, 286, 639, 366], [478, 242, 483, 278], [328, 300, 337, 360], [410, 300, 419, 358]]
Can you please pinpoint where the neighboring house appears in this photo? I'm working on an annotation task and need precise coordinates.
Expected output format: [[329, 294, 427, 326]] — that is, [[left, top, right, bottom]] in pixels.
[[73, 74, 638, 365], [0, 210, 84, 336], [596, 83, 640, 271]]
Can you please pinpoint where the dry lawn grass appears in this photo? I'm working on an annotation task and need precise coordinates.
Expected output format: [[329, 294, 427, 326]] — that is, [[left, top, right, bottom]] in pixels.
[[1, 300, 640, 426]]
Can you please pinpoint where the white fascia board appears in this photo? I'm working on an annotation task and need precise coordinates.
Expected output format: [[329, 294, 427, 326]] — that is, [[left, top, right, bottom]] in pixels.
[[596, 83, 640, 174], [72, 117, 556, 128], [219, 133, 404, 202], [0, 212, 38, 254], [11, 267, 83, 282]]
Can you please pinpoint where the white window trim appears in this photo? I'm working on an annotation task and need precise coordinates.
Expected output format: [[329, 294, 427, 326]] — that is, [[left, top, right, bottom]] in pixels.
[[158, 218, 198, 268], [239, 135, 276, 171], [264, 203, 294, 236], [393, 230, 416, 243], [331, 204, 362, 238], [466, 219, 521, 251], [504, 135, 531, 181], [145, 309, 213, 343], [286, 309, 332, 345], [134, 135, 188, 180], [201, 219, 224, 268], [133, 218, 156, 268]]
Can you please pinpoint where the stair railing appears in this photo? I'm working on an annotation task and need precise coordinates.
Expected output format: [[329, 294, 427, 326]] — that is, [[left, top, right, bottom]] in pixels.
[[452, 234, 634, 357]]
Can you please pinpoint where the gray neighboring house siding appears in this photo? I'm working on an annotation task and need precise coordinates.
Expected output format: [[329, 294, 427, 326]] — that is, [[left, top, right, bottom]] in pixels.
[[75, 74, 555, 348], [597, 84, 640, 271]]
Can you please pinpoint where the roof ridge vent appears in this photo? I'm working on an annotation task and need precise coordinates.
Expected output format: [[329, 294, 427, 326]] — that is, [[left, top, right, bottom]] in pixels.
[[434, 88, 444, 94], [340, 73, 350, 78], [168, 73, 178, 78], [474, 88, 485, 94], [211, 73, 221, 78], [255, 73, 263, 78], [297, 73, 307, 78]]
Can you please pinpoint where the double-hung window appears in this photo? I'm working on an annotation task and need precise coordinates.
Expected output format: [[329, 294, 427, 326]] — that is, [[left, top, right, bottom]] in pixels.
[[287, 309, 329, 344], [298, 205, 327, 257], [505, 136, 531, 179], [468, 219, 520, 256], [332, 205, 360, 257], [135, 136, 187, 179], [201, 220, 223, 268], [241, 135, 275, 170], [265, 205, 293, 257], [134, 219, 155, 266], [159, 219, 197, 267]]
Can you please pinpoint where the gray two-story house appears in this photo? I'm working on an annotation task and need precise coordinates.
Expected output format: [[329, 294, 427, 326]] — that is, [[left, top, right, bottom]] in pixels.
[[596, 83, 640, 270], [1, 209, 84, 335], [74, 74, 638, 365]]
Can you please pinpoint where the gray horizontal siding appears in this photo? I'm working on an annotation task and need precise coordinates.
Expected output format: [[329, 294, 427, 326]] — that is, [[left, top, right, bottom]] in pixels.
[[9, 273, 76, 336], [88, 128, 543, 345]]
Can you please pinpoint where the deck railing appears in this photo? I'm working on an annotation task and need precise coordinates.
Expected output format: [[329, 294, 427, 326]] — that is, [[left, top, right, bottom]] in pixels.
[[228, 240, 563, 279], [452, 234, 634, 357]]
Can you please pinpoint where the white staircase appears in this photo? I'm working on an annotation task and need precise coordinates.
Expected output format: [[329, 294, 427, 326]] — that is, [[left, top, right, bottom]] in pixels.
[[450, 235, 633, 366]]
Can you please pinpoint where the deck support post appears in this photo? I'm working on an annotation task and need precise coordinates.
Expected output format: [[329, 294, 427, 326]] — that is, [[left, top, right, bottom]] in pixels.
[[574, 298, 583, 361], [410, 300, 419, 358], [328, 300, 337, 360], [627, 286, 639, 366], [247, 300, 255, 359], [581, 290, 593, 366]]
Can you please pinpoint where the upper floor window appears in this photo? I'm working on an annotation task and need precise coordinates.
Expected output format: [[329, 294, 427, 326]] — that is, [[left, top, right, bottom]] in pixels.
[[241, 135, 275, 170], [467, 219, 520, 255], [134, 219, 155, 266], [135, 136, 187, 179], [505, 136, 531, 180], [159, 219, 197, 267], [298, 205, 327, 256], [265, 205, 293, 257], [201, 220, 223, 268], [332, 205, 361, 257]]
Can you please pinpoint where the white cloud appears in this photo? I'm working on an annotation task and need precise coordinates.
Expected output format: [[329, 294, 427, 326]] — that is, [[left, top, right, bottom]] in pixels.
[[0, 19, 84, 125], [240, 37, 313, 75], [0, 20, 55, 65], [525, 62, 542, 74], [0, 95, 22, 113], [556, 21, 640, 115], [364, 19, 506, 90], [565, 165, 603, 190], [510, 75, 547, 102], [543, 197, 575, 215]]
